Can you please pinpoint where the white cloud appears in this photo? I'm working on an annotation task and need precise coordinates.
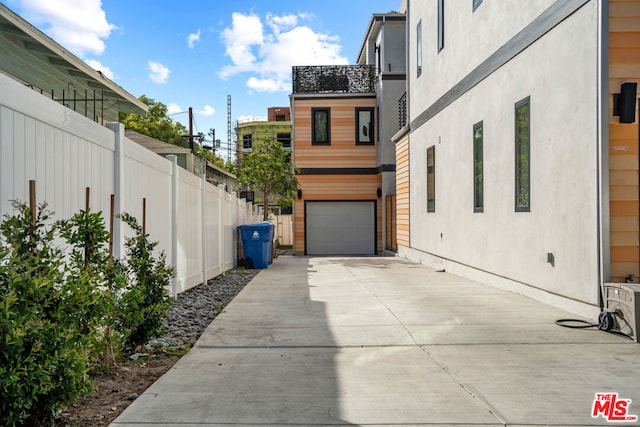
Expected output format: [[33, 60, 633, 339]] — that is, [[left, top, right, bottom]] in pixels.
[[247, 76, 288, 93], [84, 59, 114, 80], [17, 0, 116, 57], [148, 61, 170, 84], [259, 26, 346, 73], [219, 11, 347, 93], [219, 12, 264, 79], [266, 13, 298, 34], [197, 105, 215, 116], [187, 29, 201, 48], [166, 103, 183, 115]]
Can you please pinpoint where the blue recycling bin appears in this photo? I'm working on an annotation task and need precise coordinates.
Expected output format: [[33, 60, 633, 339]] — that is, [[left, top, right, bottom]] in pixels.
[[238, 222, 274, 269]]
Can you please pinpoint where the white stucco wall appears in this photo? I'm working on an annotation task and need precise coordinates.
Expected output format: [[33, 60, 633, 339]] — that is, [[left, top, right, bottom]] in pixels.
[[409, 0, 556, 119], [406, 1, 601, 313]]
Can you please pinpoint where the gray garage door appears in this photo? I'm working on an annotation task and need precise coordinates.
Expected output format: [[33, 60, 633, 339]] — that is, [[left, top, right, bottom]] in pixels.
[[305, 201, 375, 255]]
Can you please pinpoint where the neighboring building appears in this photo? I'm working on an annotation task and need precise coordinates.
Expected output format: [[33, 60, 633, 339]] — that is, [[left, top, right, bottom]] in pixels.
[[290, 65, 380, 255], [396, 0, 640, 317], [289, 8, 405, 256], [0, 4, 146, 123], [235, 107, 292, 163], [357, 11, 406, 252], [126, 130, 239, 193]]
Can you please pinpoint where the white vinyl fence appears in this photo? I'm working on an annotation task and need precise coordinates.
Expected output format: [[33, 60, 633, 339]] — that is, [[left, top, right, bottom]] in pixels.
[[0, 72, 261, 295]]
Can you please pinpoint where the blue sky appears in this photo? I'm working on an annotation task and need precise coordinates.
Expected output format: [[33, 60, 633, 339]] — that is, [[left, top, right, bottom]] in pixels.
[[2, 0, 401, 160]]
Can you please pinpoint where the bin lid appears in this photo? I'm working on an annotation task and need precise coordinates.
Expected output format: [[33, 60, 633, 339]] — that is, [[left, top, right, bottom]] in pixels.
[[242, 222, 273, 230]]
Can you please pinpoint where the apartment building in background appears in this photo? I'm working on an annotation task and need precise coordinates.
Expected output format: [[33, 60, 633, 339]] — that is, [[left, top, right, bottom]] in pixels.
[[235, 107, 291, 163]]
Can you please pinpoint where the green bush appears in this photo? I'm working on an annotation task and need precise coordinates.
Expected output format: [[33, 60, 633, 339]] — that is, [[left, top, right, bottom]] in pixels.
[[0, 202, 100, 426], [58, 208, 127, 366], [0, 203, 176, 425], [118, 212, 174, 351]]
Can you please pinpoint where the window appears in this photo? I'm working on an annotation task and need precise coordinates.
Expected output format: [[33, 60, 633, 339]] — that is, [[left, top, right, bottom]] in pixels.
[[473, 121, 483, 212], [515, 97, 530, 212], [416, 20, 422, 77], [243, 134, 252, 150], [275, 114, 286, 121], [427, 146, 435, 212], [356, 108, 374, 145], [312, 108, 330, 145], [438, 0, 445, 52], [473, 0, 482, 11], [277, 132, 291, 148]]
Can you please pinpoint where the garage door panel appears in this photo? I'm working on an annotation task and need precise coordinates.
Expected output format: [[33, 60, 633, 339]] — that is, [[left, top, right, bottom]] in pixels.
[[306, 201, 375, 255]]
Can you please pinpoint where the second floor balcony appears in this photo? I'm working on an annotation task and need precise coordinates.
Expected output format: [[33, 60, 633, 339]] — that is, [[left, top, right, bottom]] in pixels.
[[292, 65, 376, 95]]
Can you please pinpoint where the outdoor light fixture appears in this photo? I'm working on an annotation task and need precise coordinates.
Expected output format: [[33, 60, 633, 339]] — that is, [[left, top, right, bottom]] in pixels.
[[377, 188, 382, 198], [613, 82, 638, 124], [297, 189, 302, 199]]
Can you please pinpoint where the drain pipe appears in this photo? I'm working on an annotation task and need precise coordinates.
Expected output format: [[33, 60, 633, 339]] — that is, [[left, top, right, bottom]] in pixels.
[[596, 0, 610, 311]]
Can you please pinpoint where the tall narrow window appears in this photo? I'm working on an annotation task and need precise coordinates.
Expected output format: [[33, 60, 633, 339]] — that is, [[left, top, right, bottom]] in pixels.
[[356, 107, 374, 145], [416, 20, 422, 77], [438, 0, 445, 52], [427, 146, 435, 212], [515, 97, 530, 212], [473, 121, 483, 212], [312, 108, 330, 145]]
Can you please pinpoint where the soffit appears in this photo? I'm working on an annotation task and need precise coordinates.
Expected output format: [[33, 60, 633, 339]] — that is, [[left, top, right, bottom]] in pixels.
[[0, 4, 147, 120]]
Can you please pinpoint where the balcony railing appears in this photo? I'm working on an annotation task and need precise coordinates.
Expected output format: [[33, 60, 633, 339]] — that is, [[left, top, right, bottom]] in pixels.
[[398, 92, 407, 130], [292, 65, 376, 94]]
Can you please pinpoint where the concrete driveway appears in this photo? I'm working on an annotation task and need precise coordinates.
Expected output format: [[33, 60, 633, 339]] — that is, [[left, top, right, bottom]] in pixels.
[[111, 256, 640, 426]]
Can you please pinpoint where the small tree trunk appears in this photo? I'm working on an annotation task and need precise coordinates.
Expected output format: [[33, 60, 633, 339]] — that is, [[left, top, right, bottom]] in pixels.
[[263, 184, 269, 221]]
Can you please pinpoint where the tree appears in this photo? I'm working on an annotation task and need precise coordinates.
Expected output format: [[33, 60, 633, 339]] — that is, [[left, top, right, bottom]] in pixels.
[[119, 95, 189, 147], [119, 96, 229, 171], [236, 138, 298, 221]]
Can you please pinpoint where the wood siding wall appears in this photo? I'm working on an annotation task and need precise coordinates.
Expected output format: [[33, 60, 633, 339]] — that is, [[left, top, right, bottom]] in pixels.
[[396, 133, 410, 247], [294, 98, 378, 168], [292, 96, 381, 254], [609, 0, 640, 282], [386, 194, 397, 251]]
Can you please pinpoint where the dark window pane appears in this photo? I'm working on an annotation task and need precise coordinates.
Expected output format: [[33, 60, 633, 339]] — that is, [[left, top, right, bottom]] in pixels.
[[312, 109, 330, 145], [515, 98, 530, 211], [438, 0, 444, 52], [277, 132, 291, 148], [417, 20, 422, 77], [356, 108, 374, 145], [243, 134, 252, 149], [427, 146, 435, 212], [473, 122, 483, 212]]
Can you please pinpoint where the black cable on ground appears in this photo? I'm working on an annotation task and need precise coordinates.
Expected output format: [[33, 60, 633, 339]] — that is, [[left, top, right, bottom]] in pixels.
[[555, 314, 634, 340], [555, 318, 599, 329]]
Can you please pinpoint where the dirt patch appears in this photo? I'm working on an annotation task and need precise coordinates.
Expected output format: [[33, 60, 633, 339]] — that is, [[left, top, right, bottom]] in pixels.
[[56, 353, 181, 426], [56, 267, 261, 426]]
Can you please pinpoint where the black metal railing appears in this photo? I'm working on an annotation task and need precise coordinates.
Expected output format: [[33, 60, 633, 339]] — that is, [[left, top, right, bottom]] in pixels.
[[398, 92, 407, 129], [27, 85, 106, 124], [292, 65, 376, 94]]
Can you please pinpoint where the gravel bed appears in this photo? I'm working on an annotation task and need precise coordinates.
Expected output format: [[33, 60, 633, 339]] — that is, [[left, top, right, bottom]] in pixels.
[[147, 268, 260, 350]]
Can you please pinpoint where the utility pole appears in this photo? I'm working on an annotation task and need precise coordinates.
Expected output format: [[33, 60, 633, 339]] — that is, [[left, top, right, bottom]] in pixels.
[[208, 128, 216, 154], [188, 107, 194, 151]]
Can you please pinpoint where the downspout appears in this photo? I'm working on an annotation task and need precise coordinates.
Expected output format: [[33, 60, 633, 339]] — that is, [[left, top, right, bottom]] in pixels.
[[597, 0, 610, 309], [405, 0, 411, 249]]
